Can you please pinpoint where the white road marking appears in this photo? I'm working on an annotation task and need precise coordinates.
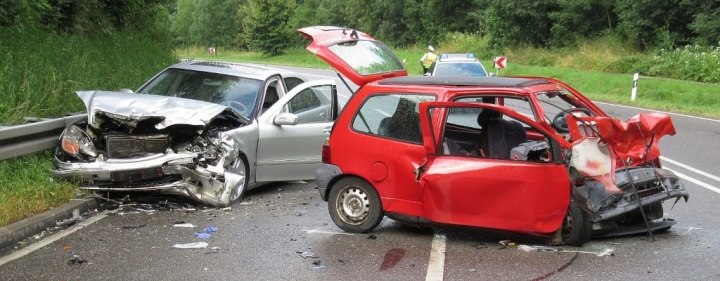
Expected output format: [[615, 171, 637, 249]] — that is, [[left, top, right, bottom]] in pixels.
[[661, 156, 720, 183], [594, 101, 720, 122], [666, 168, 720, 194], [425, 233, 446, 281], [0, 210, 111, 266]]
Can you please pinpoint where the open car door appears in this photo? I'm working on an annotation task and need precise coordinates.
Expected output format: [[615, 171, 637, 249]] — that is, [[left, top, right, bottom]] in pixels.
[[298, 26, 407, 87], [416, 102, 572, 234], [256, 79, 338, 182]]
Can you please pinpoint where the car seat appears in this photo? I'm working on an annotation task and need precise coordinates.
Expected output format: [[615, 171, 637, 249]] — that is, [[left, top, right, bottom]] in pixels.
[[480, 118, 528, 159], [385, 98, 422, 143], [262, 87, 279, 113]]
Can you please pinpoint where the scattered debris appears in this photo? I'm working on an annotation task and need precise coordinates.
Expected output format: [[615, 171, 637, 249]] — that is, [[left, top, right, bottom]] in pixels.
[[56, 209, 82, 227], [518, 245, 557, 252], [312, 265, 325, 270], [338, 259, 348, 265], [67, 252, 87, 265], [468, 269, 476, 272], [297, 251, 318, 259], [62, 244, 72, 251], [173, 222, 196, 228], [499, 240, 515, 246], [203, 226, 218, 233], [122, 224, 147, 229], [312, 260, 321, 266], [204, 247, 222, 254], [221, 207, 232, 211], [173, 242, 209, 249], [367, 234, 377, 240], [293, 209, 306, 216], [472, 243, 487, 249], [33, 231, 46, 240], [195, 232, 211, 239]]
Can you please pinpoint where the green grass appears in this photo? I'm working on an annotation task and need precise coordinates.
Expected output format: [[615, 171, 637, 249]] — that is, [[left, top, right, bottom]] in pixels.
[[0, 27, 177, 227], [0, 151, 78, 226], [0, 27, 176, 125]]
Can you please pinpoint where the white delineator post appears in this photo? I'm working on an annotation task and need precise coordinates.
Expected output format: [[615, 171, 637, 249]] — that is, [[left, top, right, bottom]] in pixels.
[[631, 73, 639, 101]]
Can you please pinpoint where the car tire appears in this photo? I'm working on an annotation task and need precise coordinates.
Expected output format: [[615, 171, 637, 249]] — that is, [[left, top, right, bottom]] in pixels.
[[328, 177, 383, 233], [228, 157, 248, 202], [562, 199, 592, 246]]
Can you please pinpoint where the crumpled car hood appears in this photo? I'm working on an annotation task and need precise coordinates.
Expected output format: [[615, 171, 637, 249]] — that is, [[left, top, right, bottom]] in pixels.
[[76, 90, 239, 130]]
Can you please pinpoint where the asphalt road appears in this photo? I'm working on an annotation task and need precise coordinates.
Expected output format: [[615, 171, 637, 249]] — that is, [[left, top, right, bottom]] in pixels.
[[1, 67, 719, 281]]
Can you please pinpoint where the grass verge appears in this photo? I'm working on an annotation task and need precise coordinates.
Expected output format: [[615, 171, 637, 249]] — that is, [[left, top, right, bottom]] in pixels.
[[0, 151, 78, 226]]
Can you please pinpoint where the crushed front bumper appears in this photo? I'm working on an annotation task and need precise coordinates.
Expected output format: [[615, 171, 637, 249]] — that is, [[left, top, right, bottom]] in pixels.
[[53, 150, 241, 207]]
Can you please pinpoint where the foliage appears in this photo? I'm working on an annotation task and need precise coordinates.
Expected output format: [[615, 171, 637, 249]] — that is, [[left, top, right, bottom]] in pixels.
[[0, 26, 176, 124], [648, 45, 720, 83], [241, 0, 296, 55]]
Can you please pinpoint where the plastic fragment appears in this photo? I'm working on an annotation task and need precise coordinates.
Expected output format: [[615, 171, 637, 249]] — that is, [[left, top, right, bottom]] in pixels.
[[195, 232, 211, 239], [312, 265, 325, 270], [68, 252, 87, 265], [173, 242, 209, 249], [298, 251, 318, 258], [173, 223, 196, 228], [203, 226, 218, 233]]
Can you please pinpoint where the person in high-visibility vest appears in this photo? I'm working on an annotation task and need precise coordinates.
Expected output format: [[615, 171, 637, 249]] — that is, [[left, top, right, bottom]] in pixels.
[[420, 45, 437, 75]]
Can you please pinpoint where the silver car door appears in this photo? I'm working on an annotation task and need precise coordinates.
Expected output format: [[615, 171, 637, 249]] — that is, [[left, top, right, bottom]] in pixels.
[[255, 79, 337, 182]]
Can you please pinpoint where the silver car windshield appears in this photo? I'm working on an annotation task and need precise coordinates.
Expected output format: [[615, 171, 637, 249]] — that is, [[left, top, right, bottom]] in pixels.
[[328, 40, 405, 76], [138, 68, 263, 119], [435, 62, 487, 77]]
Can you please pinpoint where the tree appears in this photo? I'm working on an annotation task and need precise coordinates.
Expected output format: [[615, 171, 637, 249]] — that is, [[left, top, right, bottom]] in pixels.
[[241, 0, 296, 55], [171, 0, 196, 45], [191, 0, 243, 49], [683, 0, 720, 46], [615, 0, 694, 50]]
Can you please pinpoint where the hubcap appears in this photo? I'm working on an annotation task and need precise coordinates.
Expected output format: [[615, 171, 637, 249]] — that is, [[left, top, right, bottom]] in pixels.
[[228, 159, 246, 201], [337, 187, 370, 224]]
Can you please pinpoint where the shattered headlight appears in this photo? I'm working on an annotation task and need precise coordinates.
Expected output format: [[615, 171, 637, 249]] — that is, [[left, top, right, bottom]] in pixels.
[[60, 125, 98, 158]]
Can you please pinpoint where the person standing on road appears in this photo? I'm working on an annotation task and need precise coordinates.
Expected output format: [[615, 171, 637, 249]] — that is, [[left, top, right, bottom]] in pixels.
[[420, 45, 437, 75]]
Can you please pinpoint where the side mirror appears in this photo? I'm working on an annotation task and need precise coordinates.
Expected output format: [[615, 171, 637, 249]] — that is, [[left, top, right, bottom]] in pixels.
[[273, 113, 298, 126], [120, 88, 134, 93], [423, 72, 431, 76], [488, 72, 496, 77]]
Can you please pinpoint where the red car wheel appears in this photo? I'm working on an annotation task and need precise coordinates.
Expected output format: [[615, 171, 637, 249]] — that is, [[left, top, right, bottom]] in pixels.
[[328, 177, 383, 233]]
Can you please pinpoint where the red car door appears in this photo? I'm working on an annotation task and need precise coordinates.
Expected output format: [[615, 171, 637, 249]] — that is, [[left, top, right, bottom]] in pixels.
[[417, 102, 572, 234]]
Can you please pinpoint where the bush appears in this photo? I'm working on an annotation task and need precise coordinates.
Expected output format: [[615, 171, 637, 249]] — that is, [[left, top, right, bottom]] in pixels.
[[648, 45, 720, 83]]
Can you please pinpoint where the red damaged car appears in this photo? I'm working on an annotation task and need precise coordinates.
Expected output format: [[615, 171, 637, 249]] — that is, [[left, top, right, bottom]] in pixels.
[[300, 26, 689, 246]]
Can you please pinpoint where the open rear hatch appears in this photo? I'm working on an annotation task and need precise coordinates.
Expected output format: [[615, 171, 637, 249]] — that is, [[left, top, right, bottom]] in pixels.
[[298, 26, 407, 88]]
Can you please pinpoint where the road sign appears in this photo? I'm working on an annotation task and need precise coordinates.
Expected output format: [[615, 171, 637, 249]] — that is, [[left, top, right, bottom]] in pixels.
[[208, 47, 216, 54], [494, 56, 506, 69]]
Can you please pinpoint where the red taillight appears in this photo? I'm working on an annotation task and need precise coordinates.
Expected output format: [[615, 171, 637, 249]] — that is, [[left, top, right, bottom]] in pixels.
[[321, 138, 331, 164]]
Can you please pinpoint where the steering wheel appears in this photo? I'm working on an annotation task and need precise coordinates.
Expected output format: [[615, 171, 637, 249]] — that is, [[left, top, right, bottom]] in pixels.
[[222, 100, 248, 114], [552, 108, 594, 133]]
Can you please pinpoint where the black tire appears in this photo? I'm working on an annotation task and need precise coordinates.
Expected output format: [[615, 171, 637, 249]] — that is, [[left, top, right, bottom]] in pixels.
[[328, 177, 383, 233], [562, 199, 592, 246]]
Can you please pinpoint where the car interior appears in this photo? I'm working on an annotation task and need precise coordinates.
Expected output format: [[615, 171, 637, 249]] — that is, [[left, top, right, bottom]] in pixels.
[[442, 106, 551, 162]]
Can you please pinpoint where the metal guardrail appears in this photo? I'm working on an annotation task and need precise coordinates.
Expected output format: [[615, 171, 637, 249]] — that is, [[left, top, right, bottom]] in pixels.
[[0, 114, 86, 161]]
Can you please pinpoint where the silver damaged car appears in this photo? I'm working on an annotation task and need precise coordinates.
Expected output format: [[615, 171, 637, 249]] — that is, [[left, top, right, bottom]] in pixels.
[[53, 61, 338, 206]]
